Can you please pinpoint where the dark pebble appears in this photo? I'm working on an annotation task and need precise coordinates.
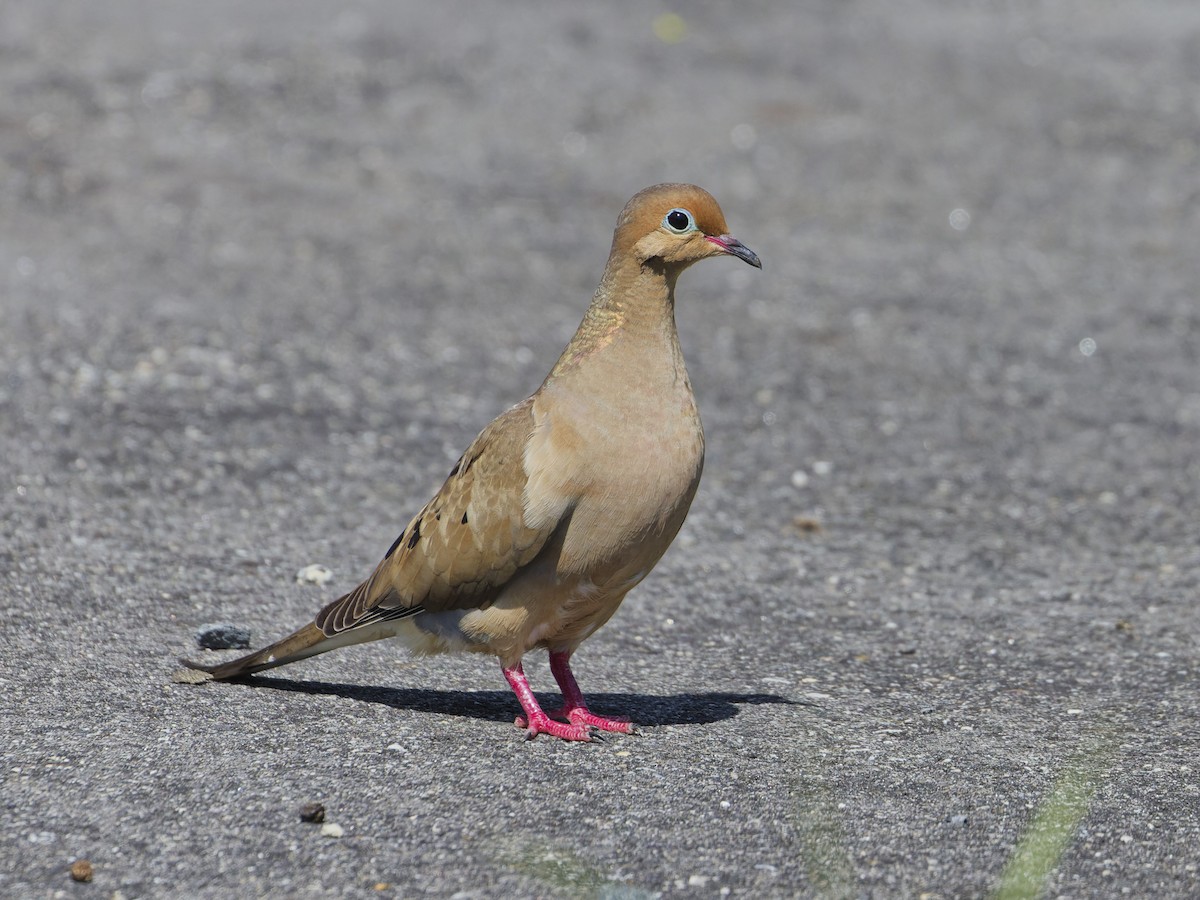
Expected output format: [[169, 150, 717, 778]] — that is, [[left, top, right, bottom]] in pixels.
[[300, 802, 326, 823], [195, 623, 252, 650]]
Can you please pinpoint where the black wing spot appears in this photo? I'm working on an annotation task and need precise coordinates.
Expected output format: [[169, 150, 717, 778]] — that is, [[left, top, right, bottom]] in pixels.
[[448, 459, 462, 478], [385, 530, 406, 560], [461, 511, 469, 525], [407, 517, 423, 549]]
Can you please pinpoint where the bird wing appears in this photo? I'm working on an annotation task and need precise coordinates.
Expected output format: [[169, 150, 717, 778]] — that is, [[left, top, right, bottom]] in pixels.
[[313, 397, 563, 635]]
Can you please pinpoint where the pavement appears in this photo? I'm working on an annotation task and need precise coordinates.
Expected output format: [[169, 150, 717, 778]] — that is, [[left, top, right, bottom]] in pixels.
[[2, 2, 1199, 897]]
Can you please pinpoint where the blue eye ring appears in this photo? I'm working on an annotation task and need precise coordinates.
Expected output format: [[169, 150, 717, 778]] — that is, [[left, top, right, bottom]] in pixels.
[[663, 208, 695, 234]]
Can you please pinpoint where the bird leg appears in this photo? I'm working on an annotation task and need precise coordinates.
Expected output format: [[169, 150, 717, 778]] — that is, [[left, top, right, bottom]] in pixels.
[[547, 651, 634, 734], [502, 662, 592, 741]]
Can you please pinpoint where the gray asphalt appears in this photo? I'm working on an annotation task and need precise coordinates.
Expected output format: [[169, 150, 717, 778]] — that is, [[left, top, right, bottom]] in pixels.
[[3, 2, 1199, 897]]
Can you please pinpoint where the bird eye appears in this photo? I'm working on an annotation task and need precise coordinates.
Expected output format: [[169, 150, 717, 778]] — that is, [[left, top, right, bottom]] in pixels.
[[663, 208, 694, 233]]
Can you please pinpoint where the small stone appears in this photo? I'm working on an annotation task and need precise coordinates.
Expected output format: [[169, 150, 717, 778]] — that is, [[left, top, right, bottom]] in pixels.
[[789, 515, 822, 535], [170, 667, 213, 684], [299, 802, 326, 823], [948, 814, 969, 826], [296, 564, 334, 585], [320, 822, 344, 838], [195, 623, 251, 650], [69, 859, 93, 882], [688, 874, 711, 887]]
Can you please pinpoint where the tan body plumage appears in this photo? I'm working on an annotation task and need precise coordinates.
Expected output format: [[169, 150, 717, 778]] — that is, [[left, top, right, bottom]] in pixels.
[[181, 183, 760, 740]]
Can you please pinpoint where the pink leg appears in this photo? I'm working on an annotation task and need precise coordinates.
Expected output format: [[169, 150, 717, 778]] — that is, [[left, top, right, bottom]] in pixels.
[[502, 662, 591, 741], [548, 651, 634, 734]]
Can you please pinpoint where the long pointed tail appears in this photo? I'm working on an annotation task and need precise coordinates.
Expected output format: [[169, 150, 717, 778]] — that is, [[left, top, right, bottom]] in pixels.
[[179, 622, 330, 681]]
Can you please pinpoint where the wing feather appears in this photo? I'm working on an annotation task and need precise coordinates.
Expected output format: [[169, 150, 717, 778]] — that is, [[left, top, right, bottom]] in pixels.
[[314, 399, 561, 636]]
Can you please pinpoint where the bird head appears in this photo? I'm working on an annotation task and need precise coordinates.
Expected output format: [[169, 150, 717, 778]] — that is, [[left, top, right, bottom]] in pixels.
[[613, 183, 762, 272]]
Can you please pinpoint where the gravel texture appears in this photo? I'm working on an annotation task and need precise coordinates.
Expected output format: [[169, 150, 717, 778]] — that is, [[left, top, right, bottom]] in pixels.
[[2, 2, 1199, 897]]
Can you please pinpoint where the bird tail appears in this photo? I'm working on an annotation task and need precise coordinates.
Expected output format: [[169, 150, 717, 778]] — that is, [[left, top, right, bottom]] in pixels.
[[179, 621, 332, 681], [176, 576, 434, 683]]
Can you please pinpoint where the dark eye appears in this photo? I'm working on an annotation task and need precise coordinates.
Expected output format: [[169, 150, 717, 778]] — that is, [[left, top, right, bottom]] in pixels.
[[664, 208, 693, 233]]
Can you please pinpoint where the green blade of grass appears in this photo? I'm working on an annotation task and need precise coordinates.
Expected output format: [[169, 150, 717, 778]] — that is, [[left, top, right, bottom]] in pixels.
[[793, 777, 855, 900], [994, 739, 1116, 900]]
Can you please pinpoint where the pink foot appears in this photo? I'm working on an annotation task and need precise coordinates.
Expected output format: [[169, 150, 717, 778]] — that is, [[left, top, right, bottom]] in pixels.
[[513, 711, 593, 742], [562, 707, 633, 734], [549, 651, 636, 734], [503, 661, 595, 742], [502, 656, 636, 741], [515, 707, 630, 736]]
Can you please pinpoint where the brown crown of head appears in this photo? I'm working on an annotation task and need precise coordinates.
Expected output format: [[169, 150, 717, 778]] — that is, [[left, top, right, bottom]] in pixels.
[[609, 183, 760, 271]]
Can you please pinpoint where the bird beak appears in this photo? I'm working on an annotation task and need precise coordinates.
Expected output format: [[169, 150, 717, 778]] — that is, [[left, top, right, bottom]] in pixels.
[[705, 234, 762, 269]]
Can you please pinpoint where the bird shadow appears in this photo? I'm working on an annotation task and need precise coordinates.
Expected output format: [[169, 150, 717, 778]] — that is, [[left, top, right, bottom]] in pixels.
[[238, 676, 805, 727]]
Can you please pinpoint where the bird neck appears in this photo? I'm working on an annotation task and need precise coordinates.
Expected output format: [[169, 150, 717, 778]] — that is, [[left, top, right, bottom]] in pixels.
[[548, 256, 684, 381]]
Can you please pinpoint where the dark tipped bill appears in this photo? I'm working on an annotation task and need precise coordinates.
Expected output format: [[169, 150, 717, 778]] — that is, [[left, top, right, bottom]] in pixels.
[[706, 234, 762, 269]]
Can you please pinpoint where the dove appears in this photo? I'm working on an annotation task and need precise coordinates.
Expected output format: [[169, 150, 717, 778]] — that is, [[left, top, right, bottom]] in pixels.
[[180, 183, 761, 740]]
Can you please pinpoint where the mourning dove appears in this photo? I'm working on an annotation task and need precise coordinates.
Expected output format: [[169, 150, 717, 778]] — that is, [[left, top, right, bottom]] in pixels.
[[180, 183, 761, 741]]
